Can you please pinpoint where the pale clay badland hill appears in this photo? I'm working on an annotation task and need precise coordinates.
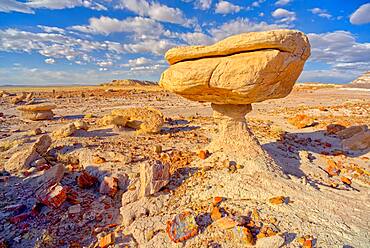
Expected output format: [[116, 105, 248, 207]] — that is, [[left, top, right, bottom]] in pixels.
[[0, 30, 369, 248]]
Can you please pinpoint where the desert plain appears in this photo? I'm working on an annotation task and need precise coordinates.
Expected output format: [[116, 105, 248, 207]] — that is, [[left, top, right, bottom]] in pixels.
[[0, 83, 369, 248]]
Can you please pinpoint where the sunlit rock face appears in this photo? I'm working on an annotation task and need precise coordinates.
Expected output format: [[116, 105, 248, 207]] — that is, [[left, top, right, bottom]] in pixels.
[[160, 29, 311, 105]]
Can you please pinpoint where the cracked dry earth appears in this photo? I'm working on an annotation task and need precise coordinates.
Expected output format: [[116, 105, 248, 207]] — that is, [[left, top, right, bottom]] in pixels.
[[0, 84, 369, 248]]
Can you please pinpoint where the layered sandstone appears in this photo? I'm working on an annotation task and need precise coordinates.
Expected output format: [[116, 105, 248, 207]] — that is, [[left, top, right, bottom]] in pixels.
[[160, 29, 310, 104]]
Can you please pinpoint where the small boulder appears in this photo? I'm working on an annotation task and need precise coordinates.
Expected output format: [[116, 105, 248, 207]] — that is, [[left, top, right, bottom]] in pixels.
[[139, 160, 170, 198], [77, 170, 98, 188], [287, 114, 315, 129], [10, 92, 26, 104], [32, 134, 52, 155], [36, 164, 65, 187], [74, 120, 89, 131], [336, 125, 368, 139], [4, 135, 52, 173], [36, 183, 67, 209], [112, 107, 164, 134], [342, 130, 370, 151], [4, 147, 39, 173], [52, 123, 77, 138], [99, 176, 118, 197], [167, 211, 198, 243]]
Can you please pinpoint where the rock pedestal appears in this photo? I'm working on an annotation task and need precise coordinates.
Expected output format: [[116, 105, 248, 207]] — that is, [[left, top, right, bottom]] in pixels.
[[160, 29, 311, 176], [209, 104, 282, 175]]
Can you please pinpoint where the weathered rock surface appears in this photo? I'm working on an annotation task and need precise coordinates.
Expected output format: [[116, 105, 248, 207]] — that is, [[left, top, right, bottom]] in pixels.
[[4, 134, 52, 172], [139, 160, 170, 198], [342, 130, 370, 151], [16, 103, 56, 121], [288, 114, 315, 129], [160, 29, 310, 104], [336, 125, 368, 139], [99, 107, 164, 134], [97, 114, 128, 127], [52, 123, 77, 138], [99, 176, 119, 197], [112, 107, 164, 134]]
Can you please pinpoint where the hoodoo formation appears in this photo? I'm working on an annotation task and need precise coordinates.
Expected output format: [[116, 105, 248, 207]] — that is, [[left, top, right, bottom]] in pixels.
[[160, 29, 311, 175]]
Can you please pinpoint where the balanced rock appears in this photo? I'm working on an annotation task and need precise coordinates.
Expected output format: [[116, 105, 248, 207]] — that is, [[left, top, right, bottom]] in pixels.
[[17, 103, 56, 121], [159, 29, 310, 175], [160, 29, 310, 105]]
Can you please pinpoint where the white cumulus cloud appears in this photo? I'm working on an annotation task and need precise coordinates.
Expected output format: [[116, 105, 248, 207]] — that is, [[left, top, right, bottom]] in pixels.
[[0, 0, 34, 13], [309, 8, 332, 19], [215, 0, 241, 14], [275, 0, 291, 6], [0, 0, 106, 13], [350, 3, 370, 25], [210, 18, 283, 41], [117, 0, 191, 26], [70, 16, 164, 37], [26, 0, 107, 10], [271, 8, 296, 23], [44, 58, 55, 64]]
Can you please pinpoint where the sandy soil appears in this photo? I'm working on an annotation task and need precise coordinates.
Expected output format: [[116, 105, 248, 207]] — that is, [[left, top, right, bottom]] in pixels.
[[0, 84, 369, 248]]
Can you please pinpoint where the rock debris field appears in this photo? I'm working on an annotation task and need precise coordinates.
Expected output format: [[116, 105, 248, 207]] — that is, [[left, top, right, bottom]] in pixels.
[[0, 30, 369, 248], [0, 84, 369, 248]]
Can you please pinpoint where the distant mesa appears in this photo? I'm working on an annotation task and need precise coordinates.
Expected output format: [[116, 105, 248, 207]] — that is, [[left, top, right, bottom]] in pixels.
[[347, 71, 370, 89], [101, 79, 157, 87]]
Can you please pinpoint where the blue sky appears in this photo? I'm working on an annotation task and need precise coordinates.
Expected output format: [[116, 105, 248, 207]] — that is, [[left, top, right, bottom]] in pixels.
[[0, 0, 369, 85]]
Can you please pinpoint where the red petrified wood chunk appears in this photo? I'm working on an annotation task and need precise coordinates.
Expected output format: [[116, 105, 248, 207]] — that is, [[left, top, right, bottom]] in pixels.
[[77, 170, 98, 188], [167, 211, 198, 243], [36, 183, 67, 208]]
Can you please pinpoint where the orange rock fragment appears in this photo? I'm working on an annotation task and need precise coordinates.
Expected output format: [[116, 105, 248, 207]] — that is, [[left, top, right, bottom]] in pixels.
[[99, 233, 115, 248], [256, 232, 267, 239], [233, 226, 254, 245], [93, 155, 106, 164], [325, 159, 340, 176], [213, 217, 238, 230], [36, 184, 67, 209], [212, 196, 223, 206], [251, 208, 260, 221], [288, 114, 315, 129], [268, 196, 286, 205], [303, 239, 313, 248], [198, 150, 209, 160], [340, 176, 352, 185], [210, 206, 222, 221]]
